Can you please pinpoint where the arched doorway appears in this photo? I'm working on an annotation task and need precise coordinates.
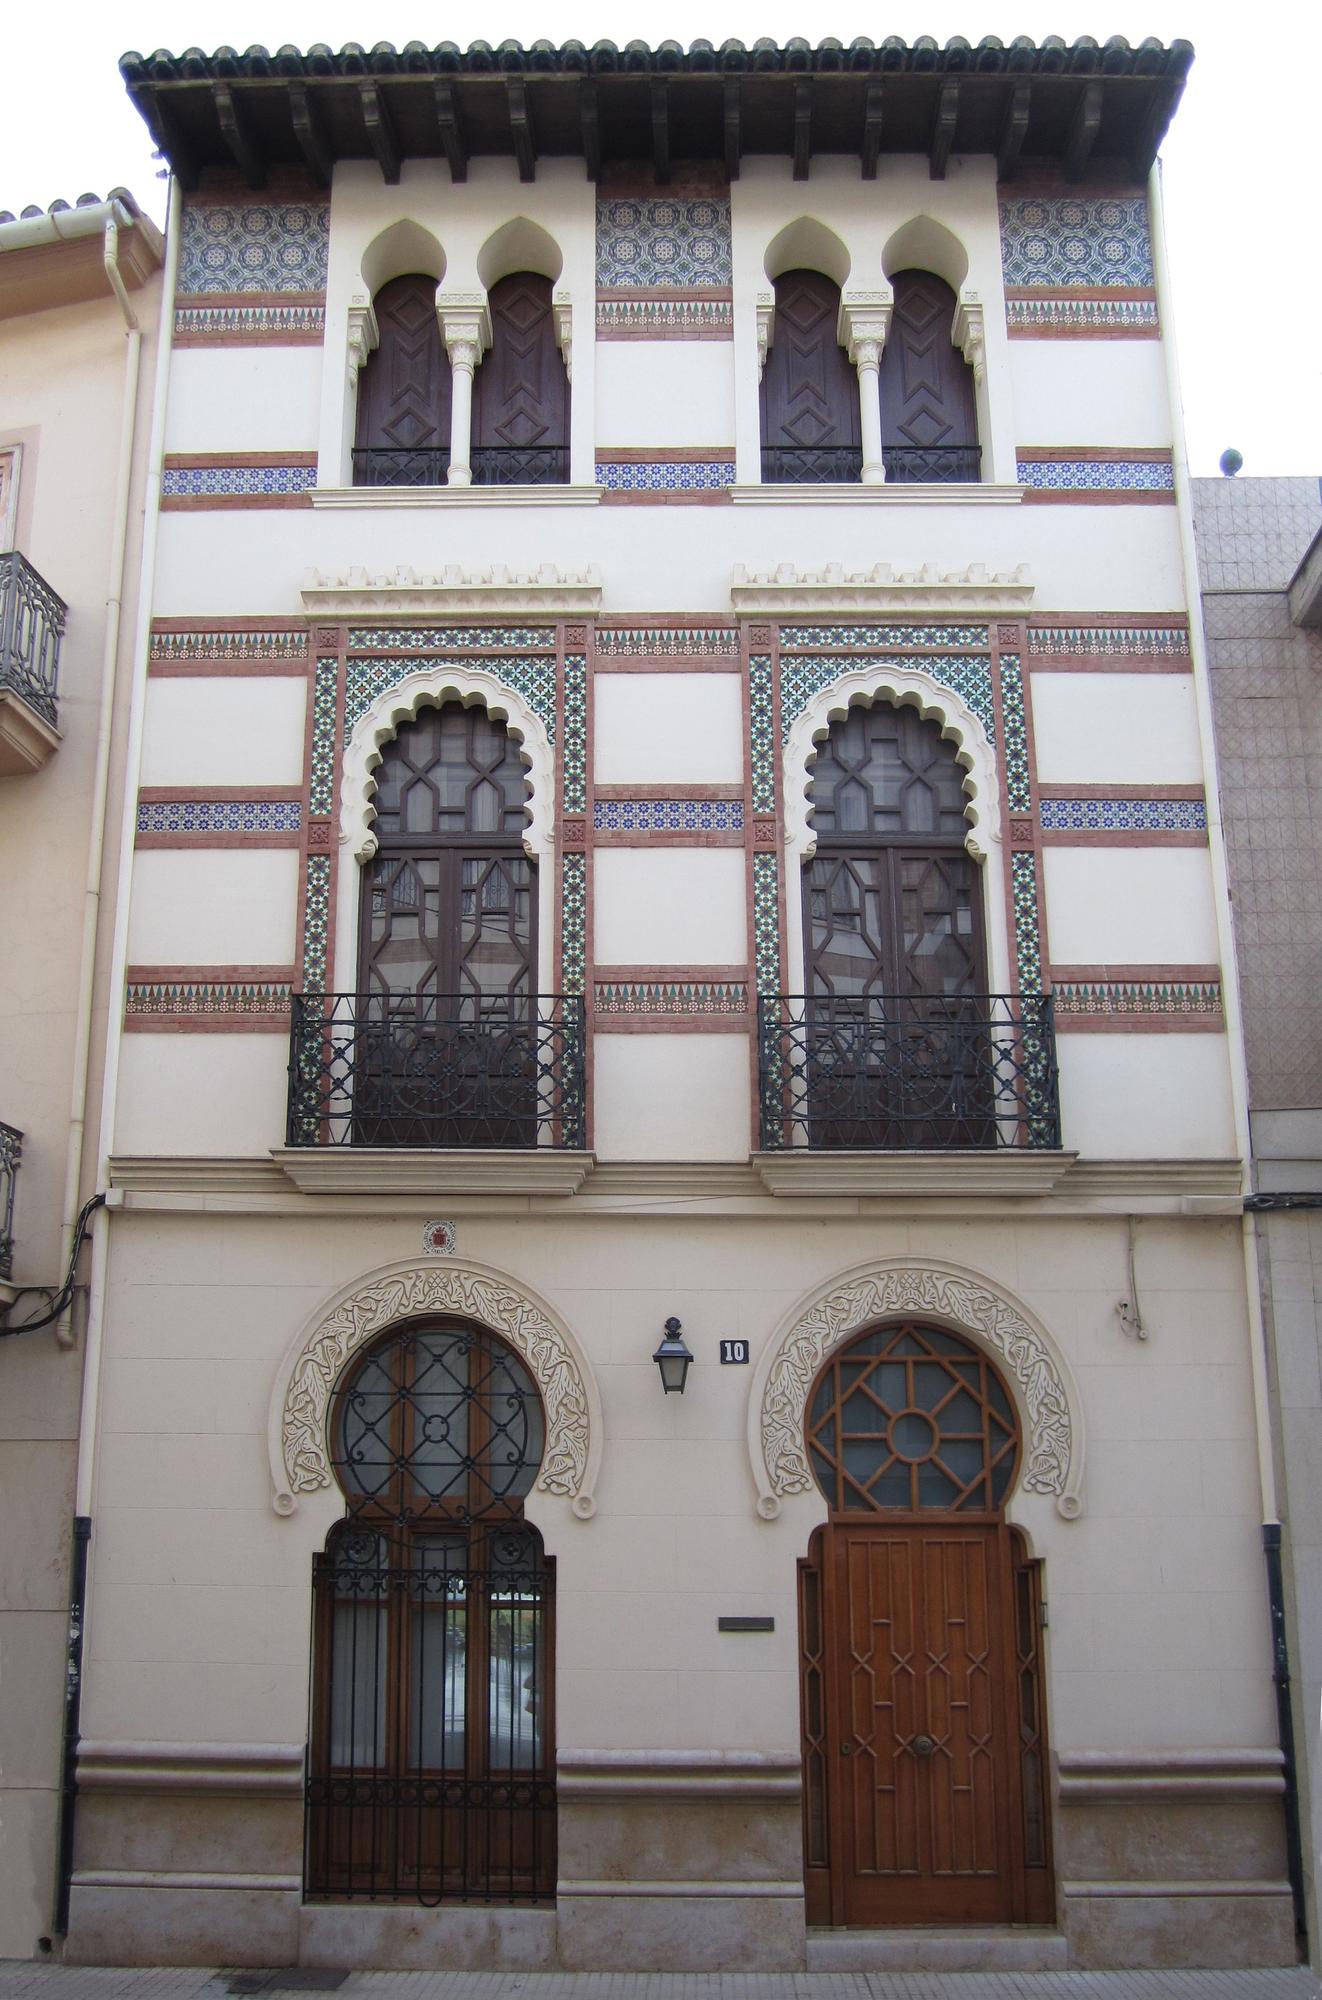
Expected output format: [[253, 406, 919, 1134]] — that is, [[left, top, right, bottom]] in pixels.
[[305, 1317, 556, 1904], [798, 1320, 1052, 1927]]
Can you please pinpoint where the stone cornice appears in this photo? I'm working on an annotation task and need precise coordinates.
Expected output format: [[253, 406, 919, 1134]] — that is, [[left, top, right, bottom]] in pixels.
[[753, 1151, 1074, 1197], [271, 1146, 594, 1194], [730, 485, 1024, 509], [300, 562, 602, 616], [730, 559, 1033, 612], [307, 488, 603, 512]]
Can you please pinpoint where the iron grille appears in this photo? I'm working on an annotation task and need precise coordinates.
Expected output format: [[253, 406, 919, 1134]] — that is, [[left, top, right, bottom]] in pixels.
[[471, 445, 568, 486], [757, 993, 1059, 1151], [352, 446, 452, 487], [286, 992, 586, 1149], [0, 552, 66, 730], [761, 445, 862, 485], [0, 1121, 20, 1280], [883, 445, 982, 484]]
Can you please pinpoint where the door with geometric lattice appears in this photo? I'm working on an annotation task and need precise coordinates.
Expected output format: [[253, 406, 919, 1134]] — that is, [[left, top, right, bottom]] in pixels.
[[797, 1322, 1053, 1928]]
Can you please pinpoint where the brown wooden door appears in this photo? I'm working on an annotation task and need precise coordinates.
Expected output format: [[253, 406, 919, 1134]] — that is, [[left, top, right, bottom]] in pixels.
[[472, 273, 569, 483], [354, 273, 452, 485], [761, 269, 861, 483], [879, 269, 979, 483]]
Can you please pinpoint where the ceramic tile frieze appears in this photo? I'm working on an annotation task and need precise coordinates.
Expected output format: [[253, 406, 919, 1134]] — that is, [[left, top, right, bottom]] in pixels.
[[1041, 797, 1208, 833], [150, 628, 308, 663], [136, 799, 302, 835], [1017, 457, 1175, 493], [1027, 625, 1189, 658], [1053, 978, 1222, 1018], [1011, 852, 1044, 995], [595, 460, 735, 491], [998, 657, 1031, 814], [596, 295, 733, 337], [562, 656, 587, 813], [999, 195, 1154, 287], [595, 627, 738, 656], [778, 624, 989, 651], [347, 626, 554, 652], [343, 656, 559, 743], [594, 799, 744, 833], [749, 655, 776, 814], [174, 301, 326, 341], [125, 978, 293, 1019], [560, 854, 587, 997], [309, 658, 339, 815], [178, 199, 330, 293], [161, 462, 318, 499], [301, 855, 332, 992], [595, 980, 748, 1015], [779, 654, 997, 748], [596, 196, 731, 287], [1006, 295, 1158, 334], [753, 853, 782, 997]]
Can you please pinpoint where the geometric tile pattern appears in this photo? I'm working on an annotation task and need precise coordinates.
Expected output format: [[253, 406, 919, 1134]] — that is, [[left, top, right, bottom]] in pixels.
[[302, 855, 331, 992], [594, 980, 748, 1015], [1016, 457, 1175, 492], [125, 978, 293, 1018], [309, 658, 339, 816], [596, 197, 731, 287], [1027, 625, 1190, 657], [1040, 797, 1208, 832], [1053, 978, 1223, 1017], [1012, 852, 1044, 994], [595, 627, 738, 656], [177, 200, 330, 293], [161, 462, 318, 498], [347, 626, 554, 652], [779, 624, 989, 650], [136, 798, 302, 834], [562, 655, 587, 814], [998, 655, 1031, 813], [998, 195, 1153, 286], [597, 296, 733, 337], [753, 853, 781, 996], [343, 656, 559, 744], [779, 653, 997, 747], [561, 854, 587, 997], [175, 302, 325, 340], [149, 628, 308, 663], [749, 655, 776, 813], [593, 798, 744, 833], [595, 459, 735, 491], [1006, 295, 1158, 333]]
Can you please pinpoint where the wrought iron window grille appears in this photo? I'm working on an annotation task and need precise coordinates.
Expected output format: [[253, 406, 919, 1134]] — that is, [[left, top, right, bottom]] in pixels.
[[882, 445, 982, 484], [470, 445, 568, 486], [351, 446, 452, 487], [760, 445, 862, 485], [757, 993, 1059, 1152], [286, 992, 586, 1151], [0, 552, 66, 730], [0, 1121, 21, 1281]]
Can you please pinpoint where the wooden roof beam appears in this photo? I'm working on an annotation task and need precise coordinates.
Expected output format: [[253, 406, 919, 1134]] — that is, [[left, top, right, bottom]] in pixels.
[[288, 84, 331, 187], [213, 82, 266, 189], [360, 83, 400, 184], [579, 78, 600, 183], [929, 78, 959, 180], [136, 93, 200, 193], [1065, 80, 1103, 183], [724, 75, 741, 182], [651, 79, 671, 185], [433, 79, 468, 183], [997, 79, 1031, 182], [861, 79, 884, 180], [508, 76, 536, 183], [793, 77, 812, 182], [1131, 77, 1182, 179]]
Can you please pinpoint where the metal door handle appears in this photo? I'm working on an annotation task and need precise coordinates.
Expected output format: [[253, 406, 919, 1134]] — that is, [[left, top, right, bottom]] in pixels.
[[840, 1742, 853, 1755], [912, 1734, 936, 1757]]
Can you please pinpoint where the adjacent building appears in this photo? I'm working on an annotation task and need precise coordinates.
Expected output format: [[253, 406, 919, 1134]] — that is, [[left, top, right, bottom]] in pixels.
[[1, 31, 1301, 1976]]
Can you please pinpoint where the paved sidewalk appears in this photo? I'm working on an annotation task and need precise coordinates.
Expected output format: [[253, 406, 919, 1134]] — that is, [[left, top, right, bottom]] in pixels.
[[0, 1968, 1319, 2000]]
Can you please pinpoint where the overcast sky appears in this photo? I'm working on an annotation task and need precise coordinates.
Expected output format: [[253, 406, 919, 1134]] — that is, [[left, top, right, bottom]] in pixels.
[[3, 0, 1317, 478]]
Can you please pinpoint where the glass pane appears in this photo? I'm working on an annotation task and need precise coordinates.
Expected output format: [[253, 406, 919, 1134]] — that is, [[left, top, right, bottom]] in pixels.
[[489, 1590, 543, 1770], [409, 1599, 467, 1769], [330, 1594, 387, 1766]]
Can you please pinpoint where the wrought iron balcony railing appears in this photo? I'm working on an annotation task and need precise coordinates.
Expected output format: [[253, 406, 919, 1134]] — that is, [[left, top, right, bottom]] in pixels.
[[287, 993, 586, 1150], [0, 551, 66, 730], [883, 445, 982, 484], [352, 446, 452, 487], [0, 1121, 21, 1281], [470, 445, 568, 486], [757, 994, 1059, 1152], [761, 445, 862, 485]]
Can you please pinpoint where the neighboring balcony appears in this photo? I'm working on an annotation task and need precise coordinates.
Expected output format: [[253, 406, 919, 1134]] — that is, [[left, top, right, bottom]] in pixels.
[[0, 1121, 21, 1298], [350, 446, 569, 489], [279, 993, 588, 1192], [757, 994, 1060, 1157], [0, 551, 66, 774]]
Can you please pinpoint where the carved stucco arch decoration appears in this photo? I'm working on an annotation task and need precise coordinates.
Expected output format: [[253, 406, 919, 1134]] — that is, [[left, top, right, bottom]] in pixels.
[[336, 663, 556, 994], [268, 1256, 602, 1522], [747, 1257, 1084, 1523]]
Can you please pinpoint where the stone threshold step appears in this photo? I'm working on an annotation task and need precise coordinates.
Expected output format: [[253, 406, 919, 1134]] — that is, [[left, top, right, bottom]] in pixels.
[[806, 1925, 1069, 1972]]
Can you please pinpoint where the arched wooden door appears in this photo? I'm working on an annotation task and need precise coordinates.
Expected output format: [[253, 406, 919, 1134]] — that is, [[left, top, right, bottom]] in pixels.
[[798, 1321, 1053, 1928], [353, 273, 452, 486], [472, 272, 569, 485], [760, 268, 861, 483], [879, 269, 980, 483]]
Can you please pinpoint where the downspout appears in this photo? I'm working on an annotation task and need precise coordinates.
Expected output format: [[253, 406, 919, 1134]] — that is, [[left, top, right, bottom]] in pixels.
[[57, 177, 182, 1938], [1149, 159, 1306, 1947], [54, 199, 141, 1347]]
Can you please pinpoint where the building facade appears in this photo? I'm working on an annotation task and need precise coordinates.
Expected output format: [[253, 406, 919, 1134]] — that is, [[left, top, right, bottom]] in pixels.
[[37, 34, 1302, 1974], [0, 192, 163, 1956]]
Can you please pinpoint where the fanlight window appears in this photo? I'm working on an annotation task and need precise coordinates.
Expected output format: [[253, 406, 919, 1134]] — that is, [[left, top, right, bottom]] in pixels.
[[806, 1321, 1019, 1513]]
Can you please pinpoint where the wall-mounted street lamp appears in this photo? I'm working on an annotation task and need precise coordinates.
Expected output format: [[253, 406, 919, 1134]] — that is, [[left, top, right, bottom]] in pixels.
[[652, 1316, 694, 1395]]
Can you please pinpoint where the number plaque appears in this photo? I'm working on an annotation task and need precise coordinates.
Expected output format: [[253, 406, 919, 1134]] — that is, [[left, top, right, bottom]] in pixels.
[[719, 1339, 750, 1365]]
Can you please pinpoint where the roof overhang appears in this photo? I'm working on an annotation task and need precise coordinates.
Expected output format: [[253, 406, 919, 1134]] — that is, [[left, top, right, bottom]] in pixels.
[[119, 35, 1193, 191], [0, 195, 163, 320]]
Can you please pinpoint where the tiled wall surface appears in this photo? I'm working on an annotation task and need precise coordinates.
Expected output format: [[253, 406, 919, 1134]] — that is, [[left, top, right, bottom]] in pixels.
[[998, 195, 1154, 287], [177, 199, 330, 293], [1193, 475, 1322, 594], [595, 195, 732, 287]]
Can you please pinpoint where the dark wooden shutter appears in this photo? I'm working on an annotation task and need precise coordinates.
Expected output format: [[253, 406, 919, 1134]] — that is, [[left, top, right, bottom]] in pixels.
[[354, 274, 452, 485], [879, 269, 979, 482], [472, 273, 569, 484], [760, 269, 861, 483]]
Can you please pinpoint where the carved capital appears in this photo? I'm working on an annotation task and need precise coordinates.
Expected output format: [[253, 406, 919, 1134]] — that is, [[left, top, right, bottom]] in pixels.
[[755, 292, 775, 381], [953, 290, 986, 385], [838, 288, 893, 366], [346, 296, 379, 387], [553, 290, 573, 385], [437, 294, 491, 370]]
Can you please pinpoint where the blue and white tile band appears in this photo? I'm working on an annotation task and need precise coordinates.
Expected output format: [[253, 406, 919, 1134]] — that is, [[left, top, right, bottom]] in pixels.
[[594, 800, 744, 833], [595, 461, 735, 492], [1017, 458, 1175, 493]]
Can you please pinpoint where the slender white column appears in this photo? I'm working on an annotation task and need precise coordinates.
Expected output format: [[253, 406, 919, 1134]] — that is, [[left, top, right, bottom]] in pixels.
[[839, 290, 893, 486], [437, 295, 490, 488]]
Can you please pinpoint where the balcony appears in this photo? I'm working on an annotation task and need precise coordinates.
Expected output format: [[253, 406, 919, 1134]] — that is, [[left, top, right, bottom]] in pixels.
[[0, 551, 66, 774], [471, 445, 568, 486], [352, 446, 451, 487], [761, 445, 862, 485], [0, 1121, 21, 1292], [757, 994, 1059, 1157], [279, 992, 587, 1192]]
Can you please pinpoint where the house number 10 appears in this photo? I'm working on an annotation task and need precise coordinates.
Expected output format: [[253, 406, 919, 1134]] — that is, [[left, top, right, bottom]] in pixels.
[[719, 1340, 750, 1365]]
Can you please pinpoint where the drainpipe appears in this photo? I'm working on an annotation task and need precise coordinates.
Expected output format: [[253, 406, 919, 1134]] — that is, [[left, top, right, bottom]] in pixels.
[[1149, 159, 1306, 1947]]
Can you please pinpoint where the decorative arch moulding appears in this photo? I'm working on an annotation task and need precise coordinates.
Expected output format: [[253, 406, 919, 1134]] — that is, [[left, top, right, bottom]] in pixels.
[[301, 564, 602, 618], [730, 562, 1034, 614], [747, 1259, 1084, 1524], [268, 1257, 602, 1522]]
